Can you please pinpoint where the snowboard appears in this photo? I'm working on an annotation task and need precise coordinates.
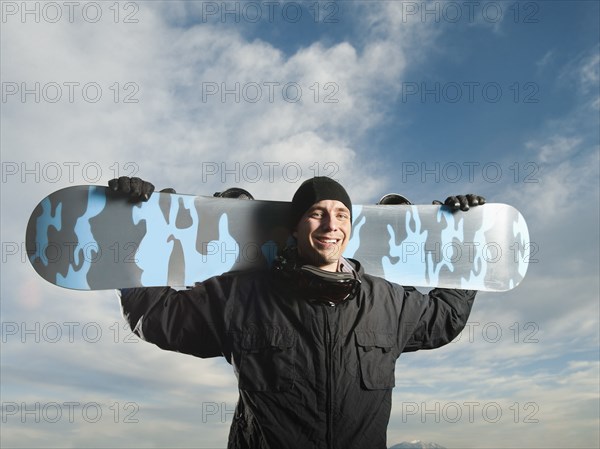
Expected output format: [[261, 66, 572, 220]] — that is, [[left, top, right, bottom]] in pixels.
[[26, 185, 531, 291]]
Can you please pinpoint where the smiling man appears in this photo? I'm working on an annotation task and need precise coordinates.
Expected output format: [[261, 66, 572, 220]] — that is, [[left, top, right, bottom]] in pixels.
[[116, 176, 481, 449], [291, 177, 353, 271]]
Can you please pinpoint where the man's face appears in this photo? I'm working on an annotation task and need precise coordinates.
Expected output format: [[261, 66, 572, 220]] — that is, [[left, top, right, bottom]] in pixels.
[[293, 200, 351, 272]]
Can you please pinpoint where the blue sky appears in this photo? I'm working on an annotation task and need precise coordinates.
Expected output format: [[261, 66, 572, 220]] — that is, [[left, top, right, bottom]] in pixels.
[[1, 1, 599, 448]]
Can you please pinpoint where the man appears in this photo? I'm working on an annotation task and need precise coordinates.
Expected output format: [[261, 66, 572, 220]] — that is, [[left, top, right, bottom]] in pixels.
[[113, 176, 484, 449]]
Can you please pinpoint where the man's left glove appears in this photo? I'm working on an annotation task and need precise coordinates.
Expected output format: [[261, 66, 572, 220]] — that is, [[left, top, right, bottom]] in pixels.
[[108, 176, 155, 202], [433, 194, 486, 211]]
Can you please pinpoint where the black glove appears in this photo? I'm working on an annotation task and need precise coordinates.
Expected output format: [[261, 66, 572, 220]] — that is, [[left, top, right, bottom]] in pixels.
[[213, 187, 254, 200], [433, 194, 486, 211], [108, 176, 156, 202], [376, 193, 412, 205]]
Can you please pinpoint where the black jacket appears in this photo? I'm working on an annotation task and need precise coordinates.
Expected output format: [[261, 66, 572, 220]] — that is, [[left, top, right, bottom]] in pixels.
[[120, 259, 475, 449]]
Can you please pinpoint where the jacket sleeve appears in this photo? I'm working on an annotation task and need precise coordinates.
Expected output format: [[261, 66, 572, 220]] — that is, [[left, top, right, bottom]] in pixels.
[[119, 275, 235, 360], [400, 286, 476, 352]]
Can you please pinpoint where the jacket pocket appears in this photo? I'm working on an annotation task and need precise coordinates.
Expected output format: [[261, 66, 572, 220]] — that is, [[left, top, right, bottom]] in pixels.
[[238, 326, 297, 392], [355, 330, 397, 390]]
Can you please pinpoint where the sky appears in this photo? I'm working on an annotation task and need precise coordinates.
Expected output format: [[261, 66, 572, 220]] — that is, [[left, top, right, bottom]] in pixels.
[[1, 1, 599, 448]]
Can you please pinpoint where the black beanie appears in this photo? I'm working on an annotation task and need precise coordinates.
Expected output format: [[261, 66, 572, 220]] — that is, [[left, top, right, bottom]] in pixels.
[[291, 177, 352, 228]]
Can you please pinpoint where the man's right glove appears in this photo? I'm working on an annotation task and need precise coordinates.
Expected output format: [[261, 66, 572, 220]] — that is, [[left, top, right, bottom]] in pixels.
[[108, 176, 157, 202]]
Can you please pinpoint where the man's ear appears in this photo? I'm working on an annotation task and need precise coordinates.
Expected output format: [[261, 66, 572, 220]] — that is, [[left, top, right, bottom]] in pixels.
[[292, 230, 298, 239]]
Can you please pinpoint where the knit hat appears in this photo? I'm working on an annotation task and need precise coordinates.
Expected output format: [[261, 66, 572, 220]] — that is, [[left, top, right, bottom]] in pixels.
[[290, 177, 352, 228]]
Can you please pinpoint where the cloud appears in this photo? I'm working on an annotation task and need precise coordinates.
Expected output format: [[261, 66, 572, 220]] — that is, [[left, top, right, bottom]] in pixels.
[[389, 361, 599, 448], [2, 1, 432, 203], [557, 44, 600, 101], [527, 135, 583, 164], [578, 48, 600, 92], [536, 50, 555, 70]]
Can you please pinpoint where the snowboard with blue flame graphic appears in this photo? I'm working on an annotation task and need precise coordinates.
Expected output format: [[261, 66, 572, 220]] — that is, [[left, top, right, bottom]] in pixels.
[[26, 186, 531, 291]]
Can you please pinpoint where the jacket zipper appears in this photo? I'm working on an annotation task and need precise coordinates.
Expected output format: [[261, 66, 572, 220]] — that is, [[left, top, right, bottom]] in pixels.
[[324, 306, 334, 449]]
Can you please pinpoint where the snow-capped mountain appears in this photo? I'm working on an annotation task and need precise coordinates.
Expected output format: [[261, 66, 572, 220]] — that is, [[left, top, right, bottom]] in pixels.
[[389, 441, 446, 449]]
